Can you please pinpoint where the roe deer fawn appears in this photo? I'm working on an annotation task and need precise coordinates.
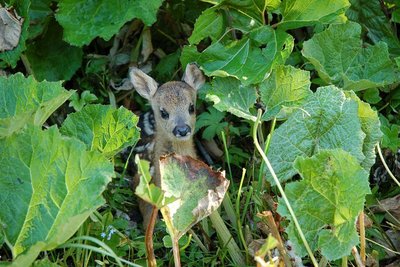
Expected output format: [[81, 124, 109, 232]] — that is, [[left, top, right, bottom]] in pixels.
[[129, 63, 205, 228]]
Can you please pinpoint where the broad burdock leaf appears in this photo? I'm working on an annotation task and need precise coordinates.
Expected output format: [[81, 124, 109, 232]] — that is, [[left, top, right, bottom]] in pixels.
[[60, 104, 140, 157], [181, 26, 293, 85], [345, 92, 382, 171], [302, 22, 398, 91], [266, 86, 365, 183], [0, 0, 29, 68], [159, 154, 229, 239], [0, 126, 114, 265], [0, 73, 73, 137], [277, 149, 371, 260], [188, 7, 225, 45], [56, 0, 164, 46], [26, 20, 83, 82], [347, 0, 400, 56], [260, 65, 312, 121], [206, 77, 257, 121], [278, 0, 350, 30]]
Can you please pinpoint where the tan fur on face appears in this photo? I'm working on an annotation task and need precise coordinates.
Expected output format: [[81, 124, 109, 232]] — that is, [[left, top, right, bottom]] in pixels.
[[152, 81, 197, 142]]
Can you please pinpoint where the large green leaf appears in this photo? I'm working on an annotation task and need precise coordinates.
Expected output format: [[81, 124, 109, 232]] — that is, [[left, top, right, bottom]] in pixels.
[[345, 92, 382, 171], [181, 26, 293, 85], [188, 7, 225, 45], [205, 77, 257, 121], [0, 0, 29, 68], [26, 20, 83, 81], [0, 73, 73, 138], [302, 22, 398, 91], [277, 0, 350, 30], [347, 0, 400, 56], [260, 65, 312, 121], [277, 149, 370, 260], [60, 104, 140, 157], [55, 0, 164, 46], [0, 126, 113, 264], [159, 154, 229, 240], [266, 86, 365, 183]]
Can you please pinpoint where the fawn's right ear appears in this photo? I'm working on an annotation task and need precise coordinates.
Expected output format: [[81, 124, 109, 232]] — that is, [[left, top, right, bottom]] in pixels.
[[129, 67, 158, 100]]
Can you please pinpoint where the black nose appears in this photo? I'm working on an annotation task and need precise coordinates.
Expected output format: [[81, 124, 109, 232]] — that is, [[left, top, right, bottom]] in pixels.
[[173, 125, 191, 137]]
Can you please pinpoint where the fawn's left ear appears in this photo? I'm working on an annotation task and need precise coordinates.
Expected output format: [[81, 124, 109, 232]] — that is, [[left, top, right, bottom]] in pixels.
[[182, 63, 205, 91]]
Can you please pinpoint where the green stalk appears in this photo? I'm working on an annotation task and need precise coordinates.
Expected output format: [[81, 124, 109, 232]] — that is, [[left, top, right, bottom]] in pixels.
[[252, 109, 318, 267], [236, 168, 249, 261], [220, 131, 236, 191], [209, 211, 245, 265], [257, 118, 276, 193]]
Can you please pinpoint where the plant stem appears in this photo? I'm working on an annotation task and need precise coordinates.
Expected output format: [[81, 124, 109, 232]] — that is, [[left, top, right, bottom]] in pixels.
[[359, 211, 366, 265], [172, 238, 181, 267], [252, 109, 318, 267], [236, 168, 249, 261], [377, 143, 400, 187], [209, 211, 245, 265], [341, 256, 348, 267], [145, 207, 158, 267], [351, 247, 363, 267]]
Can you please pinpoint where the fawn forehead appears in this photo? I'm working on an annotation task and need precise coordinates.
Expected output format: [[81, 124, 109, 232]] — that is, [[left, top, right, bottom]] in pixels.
[[154, 81, 196, 109]]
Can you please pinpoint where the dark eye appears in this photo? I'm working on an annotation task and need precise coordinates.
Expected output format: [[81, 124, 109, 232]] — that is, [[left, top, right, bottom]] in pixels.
[[160, 108, 169, 119], [189, 104, 195, 114]]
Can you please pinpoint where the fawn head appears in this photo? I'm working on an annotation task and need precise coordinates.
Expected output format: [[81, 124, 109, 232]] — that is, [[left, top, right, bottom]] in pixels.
[[129, 63, 205, 142]]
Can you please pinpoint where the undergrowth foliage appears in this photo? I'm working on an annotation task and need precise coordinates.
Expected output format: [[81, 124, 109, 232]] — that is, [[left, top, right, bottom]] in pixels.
[[0, 0, 399, 266]]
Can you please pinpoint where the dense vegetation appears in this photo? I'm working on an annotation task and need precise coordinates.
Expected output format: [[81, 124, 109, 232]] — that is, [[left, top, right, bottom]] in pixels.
[[0, 0, 399, 266]]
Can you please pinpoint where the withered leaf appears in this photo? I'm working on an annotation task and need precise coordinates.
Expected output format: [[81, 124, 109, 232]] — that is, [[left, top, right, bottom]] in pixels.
[[0, 7, 23, 51]]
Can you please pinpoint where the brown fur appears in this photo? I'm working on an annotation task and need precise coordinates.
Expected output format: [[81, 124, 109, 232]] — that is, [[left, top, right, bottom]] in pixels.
[[129, 64, 205, 227]]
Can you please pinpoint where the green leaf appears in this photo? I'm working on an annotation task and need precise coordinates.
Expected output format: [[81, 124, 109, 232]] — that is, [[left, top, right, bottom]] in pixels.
[[188, 7, 225, 45], [380, 115, 400, 152], [182, 26, 293, 85], [345, 92, 382, 171], [260, 65, 312, 121], [68, 90, 98, 112], [347, 0, 400, 56], [277, 0, 350, 30], [60, 104, 140, 157], [0, 126, 113, 264], [302, 22, 398, 91], [206, 77, 257, 121], [362, 88, 381, 104], [153, 50, 181, 83], [28, 0, 53, 39], [277, 149, 370, 260], [266, 86, 365, 183], [0, 0, 29, 68], [196, 107, 228, 140], [159, 154, 229, 240], [0, 73, 73, 138], [55, 0, 164, 46], [215, 0, 267, 32], [26, 20, 83, 81], [135, 156, 175, 208]]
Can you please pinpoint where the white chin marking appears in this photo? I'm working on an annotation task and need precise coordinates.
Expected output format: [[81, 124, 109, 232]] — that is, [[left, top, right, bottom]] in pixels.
[[174, 134, 191, 141]]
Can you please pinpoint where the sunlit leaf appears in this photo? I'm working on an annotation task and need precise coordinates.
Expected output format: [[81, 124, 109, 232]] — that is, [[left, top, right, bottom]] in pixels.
[[0, 73, 73, 138], [60, 104, 140, 157], [302, 22, 398, 91], [0, 126, 113, 265], [278, 149, 370, 260]]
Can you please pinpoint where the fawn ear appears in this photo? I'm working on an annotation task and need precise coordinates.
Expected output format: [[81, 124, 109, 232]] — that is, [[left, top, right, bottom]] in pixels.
[[129, 67, 158, 100], [182, 63, 205, 91]]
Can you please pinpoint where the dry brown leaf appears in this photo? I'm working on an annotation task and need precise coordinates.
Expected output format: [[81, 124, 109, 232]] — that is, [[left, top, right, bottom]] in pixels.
[[0, 7, 23, 51]]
